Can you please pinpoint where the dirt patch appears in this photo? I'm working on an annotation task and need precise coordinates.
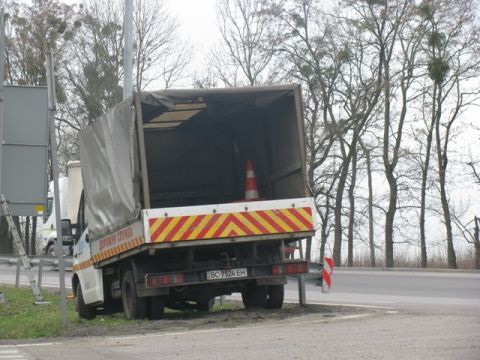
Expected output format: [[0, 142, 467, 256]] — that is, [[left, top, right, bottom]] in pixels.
[[63, 301, 374, 338]]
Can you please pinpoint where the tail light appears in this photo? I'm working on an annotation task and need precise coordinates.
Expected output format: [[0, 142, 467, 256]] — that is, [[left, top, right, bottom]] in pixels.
[[272, 262, 308, 275], [146, 272, 185, 287]]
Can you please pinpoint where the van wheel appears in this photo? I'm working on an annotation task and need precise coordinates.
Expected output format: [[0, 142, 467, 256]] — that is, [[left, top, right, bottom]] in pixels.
[[47, 244, 55, 257], [148, 296, 166, 320], [75, 284, 96, 320], [241, 283, 268, 309], [122, 270, 147, 320], [266, 285, 284, 309]]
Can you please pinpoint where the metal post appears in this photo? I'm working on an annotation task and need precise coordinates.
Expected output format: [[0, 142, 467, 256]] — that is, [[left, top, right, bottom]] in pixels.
[[0, 9, 5, 195], [297, 238, 307, 305], [38, 259, 43, 289], [15, 258, 20, 288], [46, 50, 68, 327], [123, 0, 133, 99], [298, 274, 306, 305]]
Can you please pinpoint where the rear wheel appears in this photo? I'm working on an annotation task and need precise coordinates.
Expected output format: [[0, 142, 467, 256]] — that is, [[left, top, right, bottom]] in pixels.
[[266, 285, 284, 309], [122, 270, 147, 320], [47, 244, 55, 257], [241, 283, 268, 309], [75, 284, 96, 320]]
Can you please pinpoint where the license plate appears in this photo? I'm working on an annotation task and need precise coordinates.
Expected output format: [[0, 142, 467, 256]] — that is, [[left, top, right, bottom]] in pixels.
[[206, 268, 248, 281]]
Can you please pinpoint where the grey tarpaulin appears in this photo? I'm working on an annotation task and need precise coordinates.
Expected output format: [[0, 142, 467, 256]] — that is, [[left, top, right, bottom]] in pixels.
[[79, 85, 297, 239], [79, 99, 140, 239]]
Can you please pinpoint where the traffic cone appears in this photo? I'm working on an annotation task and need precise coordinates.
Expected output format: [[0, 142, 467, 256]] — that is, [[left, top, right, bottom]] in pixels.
[[244, 160, 259, 200]]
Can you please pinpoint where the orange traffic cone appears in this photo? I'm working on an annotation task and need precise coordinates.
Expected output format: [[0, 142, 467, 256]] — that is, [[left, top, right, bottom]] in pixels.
[[245, 160, 260, 200]]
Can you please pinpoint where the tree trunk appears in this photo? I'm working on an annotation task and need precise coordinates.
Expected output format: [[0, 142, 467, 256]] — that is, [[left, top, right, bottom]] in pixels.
[[25, 216, 31, 255], [333, 155, 352, 267], [382, 60, 395, 268], [434, 86, 457, 269], [0, 217, 14, 254], [384, 172, 397, 268], [32, 216, 38, 255], [318, 198, 331, 263], [474, 217, 480, 270], [305, 237, 312, 262], [347, 147, 357, 267], [363, 145, 376, 267], [419, 84, 437, 268]]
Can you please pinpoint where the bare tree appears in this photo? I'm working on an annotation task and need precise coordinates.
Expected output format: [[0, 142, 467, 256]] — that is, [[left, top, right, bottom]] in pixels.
[[63, 0, 191, 130], [347, 145, 358, 267], [418, 0, 480, 269], [359, 138, 376, 267], [134, 0, 191, 90], [211, 0, 281, 86]]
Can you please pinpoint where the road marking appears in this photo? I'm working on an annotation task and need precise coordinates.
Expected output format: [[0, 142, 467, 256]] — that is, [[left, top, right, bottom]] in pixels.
[[105, 312, 375, 342], [6, 312, 376, 348], [0, 343, 61, 349], [289, 299, 396, 310], [386, 310, 399, 314], [0, 349, 26, 360]]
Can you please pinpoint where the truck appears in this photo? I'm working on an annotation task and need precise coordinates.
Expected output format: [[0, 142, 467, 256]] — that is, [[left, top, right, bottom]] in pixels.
[[41, 161, 82, 256], [71, 85, 316, 320]]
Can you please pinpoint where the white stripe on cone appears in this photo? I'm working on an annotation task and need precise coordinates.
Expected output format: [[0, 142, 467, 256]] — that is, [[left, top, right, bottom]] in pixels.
[[245, 189, 259, 199]]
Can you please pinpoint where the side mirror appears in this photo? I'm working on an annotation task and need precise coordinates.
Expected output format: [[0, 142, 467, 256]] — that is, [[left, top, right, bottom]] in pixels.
[[61, 219, 73, 236]]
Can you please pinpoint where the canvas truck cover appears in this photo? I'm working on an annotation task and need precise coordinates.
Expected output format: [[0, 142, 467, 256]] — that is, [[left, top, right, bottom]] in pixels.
[[79, 85, 303, 239]]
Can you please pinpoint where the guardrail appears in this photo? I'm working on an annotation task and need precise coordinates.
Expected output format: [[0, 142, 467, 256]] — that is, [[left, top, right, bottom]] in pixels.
[[0, 255, 73, 267], [0, 255, 73, 289]]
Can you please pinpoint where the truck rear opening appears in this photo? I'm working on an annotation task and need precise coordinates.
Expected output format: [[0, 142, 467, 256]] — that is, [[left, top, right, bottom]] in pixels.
[[141, 87, 308, 209], [74, 85, 316, 320]]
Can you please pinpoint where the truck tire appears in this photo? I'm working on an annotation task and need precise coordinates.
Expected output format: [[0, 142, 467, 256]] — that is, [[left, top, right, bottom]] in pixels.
[[241, 283, 268, 309], [47, 244, 55, 257], [196, 298, 215, 312], [266, 285, 284, 309], [148, 296, 166, 320], [121, 270, 147, 320], [75, 284, 96, 320]]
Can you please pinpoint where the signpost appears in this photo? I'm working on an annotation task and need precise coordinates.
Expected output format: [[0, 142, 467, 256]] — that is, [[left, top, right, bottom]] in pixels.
[[0, 9, 67, 325]]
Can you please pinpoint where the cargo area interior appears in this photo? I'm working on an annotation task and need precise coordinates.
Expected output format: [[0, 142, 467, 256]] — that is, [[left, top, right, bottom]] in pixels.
[[140, 89, 307, 209]]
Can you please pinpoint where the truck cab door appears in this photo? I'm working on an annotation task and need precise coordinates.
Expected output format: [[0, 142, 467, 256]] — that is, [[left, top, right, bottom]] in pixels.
[[73, 229, 104, 305]]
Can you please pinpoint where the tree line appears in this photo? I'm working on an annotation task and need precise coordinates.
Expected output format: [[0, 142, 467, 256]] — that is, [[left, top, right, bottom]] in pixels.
[[0, 0, 479, 269]]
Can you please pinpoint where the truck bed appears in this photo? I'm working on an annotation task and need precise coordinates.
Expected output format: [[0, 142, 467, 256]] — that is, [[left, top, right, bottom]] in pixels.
[[90, 198, 315, 266]]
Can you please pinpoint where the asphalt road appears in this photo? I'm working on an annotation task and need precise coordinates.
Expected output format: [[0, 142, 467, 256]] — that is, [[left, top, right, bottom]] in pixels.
[[1, 264, 480, 359]]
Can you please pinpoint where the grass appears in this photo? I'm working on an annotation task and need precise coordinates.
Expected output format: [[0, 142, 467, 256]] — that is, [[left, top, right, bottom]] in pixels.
[[0, 287, 246, 340], [0, 286, 131, 339]]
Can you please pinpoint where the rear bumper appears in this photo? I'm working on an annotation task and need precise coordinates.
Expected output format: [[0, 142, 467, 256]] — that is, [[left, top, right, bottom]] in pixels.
[[144, 261, 309, 288]]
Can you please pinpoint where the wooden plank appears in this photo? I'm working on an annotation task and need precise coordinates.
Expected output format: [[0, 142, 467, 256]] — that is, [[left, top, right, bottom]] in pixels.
[[173, 103, 206, 111], [134, 93, 151, 209], [150, 109, 203, 123]]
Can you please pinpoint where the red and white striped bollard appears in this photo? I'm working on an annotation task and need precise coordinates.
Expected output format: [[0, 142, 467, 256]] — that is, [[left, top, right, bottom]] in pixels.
[[322, 257, 334, 293]]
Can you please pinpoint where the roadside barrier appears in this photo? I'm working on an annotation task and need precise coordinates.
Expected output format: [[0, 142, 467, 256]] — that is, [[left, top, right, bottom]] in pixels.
[[322, 257, 334, 293], [0, 255, 72, 290]]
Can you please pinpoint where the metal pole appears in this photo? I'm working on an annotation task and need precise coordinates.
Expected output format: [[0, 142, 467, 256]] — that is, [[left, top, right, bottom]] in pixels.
[[297, 238, 307, 305], [38, 259, 43, 289], [15, 258, 20, 288], [46, 50, 68, 327], [0, 9, 5, 194], [123, 0, 134, 99]]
